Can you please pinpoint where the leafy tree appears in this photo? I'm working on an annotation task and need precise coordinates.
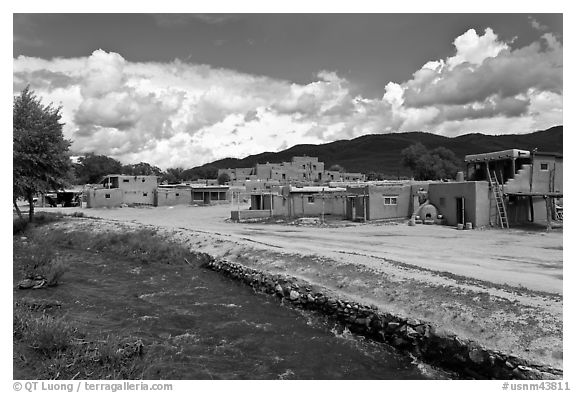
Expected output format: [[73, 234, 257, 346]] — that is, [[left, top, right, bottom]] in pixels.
[[74, 153, 122, 184], [328, 164, 346, 172], [162, 167, 185, 184], [121, 162, 163, 177], [217, 172, 231, 185], [181, 166, 219, 181], [401, 143, 460, 180], [13, 87, 71, 221]]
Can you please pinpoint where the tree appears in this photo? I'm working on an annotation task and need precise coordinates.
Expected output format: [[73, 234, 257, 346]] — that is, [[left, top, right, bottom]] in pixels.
[[328, 164, 346, 172], [74, 153, 122, 184], [401, 143, 460, 180], [13, 87, 71, 221], [121, 162, 163, 177], [217, 172, 231, 185], [162, 167, 185, 184]]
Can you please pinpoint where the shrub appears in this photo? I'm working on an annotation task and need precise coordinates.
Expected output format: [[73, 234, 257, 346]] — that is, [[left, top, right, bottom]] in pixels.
[[33, 212, 64, 226], [42, 258, 68, 286], [22, 240, 67, 286], [14, 310, 76, 356], [13, 217, 29, 235]]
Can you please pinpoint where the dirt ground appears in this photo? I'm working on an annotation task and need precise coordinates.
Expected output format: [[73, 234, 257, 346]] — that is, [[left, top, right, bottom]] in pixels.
[[38, 204, 563, 370]]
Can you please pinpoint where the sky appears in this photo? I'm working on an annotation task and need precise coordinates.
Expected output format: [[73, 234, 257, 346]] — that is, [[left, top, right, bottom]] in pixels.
[[13, 13, 563, 169]]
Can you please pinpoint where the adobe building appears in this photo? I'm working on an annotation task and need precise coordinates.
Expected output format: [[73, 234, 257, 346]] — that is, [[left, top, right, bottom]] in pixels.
[[427, 181, 490, 228], [218, 156, 366, 186], [155, 184, 230, 206], [231, 185, 347, 221], [345, 181, 431, 221], [464, 149, 562, 227], [155, 184, 193, 206], [86, 175, 157, 208]]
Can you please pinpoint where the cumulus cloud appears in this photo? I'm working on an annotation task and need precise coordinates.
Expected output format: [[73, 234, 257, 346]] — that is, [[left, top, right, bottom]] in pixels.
[[12, 27, 562, 169]]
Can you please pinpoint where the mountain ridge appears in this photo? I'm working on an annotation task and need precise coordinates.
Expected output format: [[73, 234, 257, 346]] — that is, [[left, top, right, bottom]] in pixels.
[[194, 126, 563, 177]]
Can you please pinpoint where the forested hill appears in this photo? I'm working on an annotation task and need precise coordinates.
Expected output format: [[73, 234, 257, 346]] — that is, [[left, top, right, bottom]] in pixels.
[[193, 126, 563, 178]]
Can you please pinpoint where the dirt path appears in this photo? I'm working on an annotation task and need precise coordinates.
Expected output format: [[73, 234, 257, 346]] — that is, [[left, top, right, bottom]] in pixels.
[[40, 206, 563, 370]]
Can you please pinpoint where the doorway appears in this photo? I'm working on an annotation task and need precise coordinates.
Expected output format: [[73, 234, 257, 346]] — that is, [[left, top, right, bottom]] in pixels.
[[456, 197, 465, 225]]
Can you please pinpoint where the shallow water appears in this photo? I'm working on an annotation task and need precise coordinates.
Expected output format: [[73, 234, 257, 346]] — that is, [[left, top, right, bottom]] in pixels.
[[18, 247, 441, 379]]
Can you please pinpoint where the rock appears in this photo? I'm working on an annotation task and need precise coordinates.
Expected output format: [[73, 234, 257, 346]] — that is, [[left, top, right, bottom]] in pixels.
[[387, 322, 401, 331], [17, 279, 35, 289], [274, 284, 284, 296], [289, 290, 300, 301], [512, 367, 528, 380], [306, 294, 315, 303], [488, 355, 496, 366], [393, 337, 409, 347], [18, 278, 47, 289], [469, 347, 486, 364], [406, 326, 419, 337], [414, 324, 428, 336], [355, 318, 367, 326]]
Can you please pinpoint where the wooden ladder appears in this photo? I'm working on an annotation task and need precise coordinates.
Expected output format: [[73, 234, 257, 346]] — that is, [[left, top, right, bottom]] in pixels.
[[488, 170, 509, 229]]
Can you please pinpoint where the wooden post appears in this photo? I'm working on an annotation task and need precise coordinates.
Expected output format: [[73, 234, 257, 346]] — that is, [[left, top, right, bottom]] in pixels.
[[321, 189, 325, 224], [363, 186, 368, 222], [529, 196, 534, 222], [511, 158, 516, 179], [545, 196, 552, 231], [529, 149, 536, 193]]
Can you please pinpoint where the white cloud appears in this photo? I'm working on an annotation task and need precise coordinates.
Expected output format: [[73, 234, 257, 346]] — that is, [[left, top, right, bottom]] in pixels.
[[12, 28, 562, 169], [447, 28, 509, 68]]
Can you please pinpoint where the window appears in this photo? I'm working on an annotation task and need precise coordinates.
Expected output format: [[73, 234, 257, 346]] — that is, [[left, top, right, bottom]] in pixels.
[[123, 179, 129, 183], [540, 163, 549, 171], [105, 194, 111, 199], [193, 192, 203, 201], [175, 193, 180, 197], [142, 179, 146, 182], [383, 195, 398, 205], [143, 192, 148, 197], [307, 196, 315, 203]]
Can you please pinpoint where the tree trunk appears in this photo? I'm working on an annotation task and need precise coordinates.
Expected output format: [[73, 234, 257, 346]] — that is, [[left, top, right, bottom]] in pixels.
[[27, 192, 35, 222], [13, 197, 23, 219]]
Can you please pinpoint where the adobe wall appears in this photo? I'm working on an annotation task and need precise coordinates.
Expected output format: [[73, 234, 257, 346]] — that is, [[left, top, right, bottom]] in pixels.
[[155, 189, 192, 206], [86, 189, 123, 208], [367, 184, 412, 220], [288, 194, 346, 217], [504, 159, 563, 194], [428, 182, 489, 228], [118, 176, 157, 193]]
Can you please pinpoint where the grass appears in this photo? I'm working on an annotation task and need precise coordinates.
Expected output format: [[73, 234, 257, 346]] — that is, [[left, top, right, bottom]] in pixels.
[[13, 212, 65, 236], [17, 238, 68, 287], [13, 304, 148, 379], [43, 227, 206, 266]]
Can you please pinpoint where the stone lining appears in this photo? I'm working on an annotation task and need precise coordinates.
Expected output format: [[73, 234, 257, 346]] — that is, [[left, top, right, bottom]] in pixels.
[[202, 256, 562, 380]]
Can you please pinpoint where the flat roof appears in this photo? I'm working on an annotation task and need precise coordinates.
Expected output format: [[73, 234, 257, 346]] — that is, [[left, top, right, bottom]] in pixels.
[[288, 186, 346, 193], [465, 149, 531, 163], [534, 151, 563, 158]]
